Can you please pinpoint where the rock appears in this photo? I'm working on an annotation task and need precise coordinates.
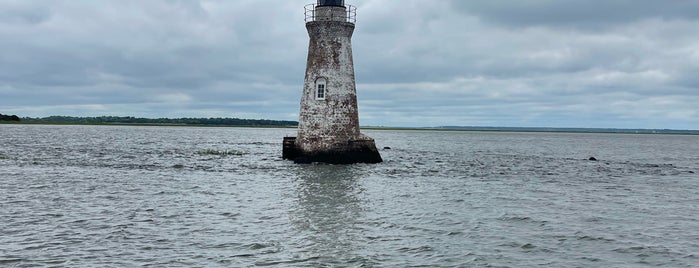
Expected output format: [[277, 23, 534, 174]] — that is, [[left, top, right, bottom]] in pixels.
[[383, 147, 391, 150], [588, 157, 598, 161]]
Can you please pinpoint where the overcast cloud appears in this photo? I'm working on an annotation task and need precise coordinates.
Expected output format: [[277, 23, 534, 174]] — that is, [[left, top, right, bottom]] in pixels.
[[1, 0, 698, 129]]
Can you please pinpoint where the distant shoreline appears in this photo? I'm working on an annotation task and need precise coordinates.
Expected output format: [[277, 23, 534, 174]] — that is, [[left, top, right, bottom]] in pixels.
[[1, 121, 297, 129], [3, 121, 697, 135], [7, 116, 298, 128], [363, 126, 699, 135], [406, 126, 699, 135]]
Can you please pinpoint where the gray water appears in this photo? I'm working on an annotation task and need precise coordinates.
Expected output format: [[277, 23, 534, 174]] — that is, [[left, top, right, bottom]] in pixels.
[[1, 124, 697, 267]]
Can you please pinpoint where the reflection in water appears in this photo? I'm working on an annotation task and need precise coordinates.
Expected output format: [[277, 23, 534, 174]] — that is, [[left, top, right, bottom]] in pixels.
[[288, 165, 370, 265]]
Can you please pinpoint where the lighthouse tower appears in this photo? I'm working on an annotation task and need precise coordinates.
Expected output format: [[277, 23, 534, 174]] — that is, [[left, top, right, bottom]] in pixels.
[[283, 0, 382, 164]]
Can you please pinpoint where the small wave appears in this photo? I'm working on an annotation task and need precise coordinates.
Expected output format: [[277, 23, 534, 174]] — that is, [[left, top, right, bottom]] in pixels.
[[499, 241, 537, 250], [577, 235, 615, 242], [23, 243, 57, 251], [232, 253, 256, 258], [497, 215, 533, 222], [580, 256, 602, 262], [246, 242, 277, 250], [201, 242, 243, 250], [254, 256, 321, 266], [220, 212, 240, 218], [0, 258, 24, 265], [398, 245, 434, 254], [3, 200, 31, 204], [521, 243, 536, 249], [40, 213, 64, 218], [612, 244, 682, 261]]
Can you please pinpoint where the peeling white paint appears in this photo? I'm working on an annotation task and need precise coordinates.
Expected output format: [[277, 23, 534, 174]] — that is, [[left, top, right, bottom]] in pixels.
[[295, 5, 376, 153]]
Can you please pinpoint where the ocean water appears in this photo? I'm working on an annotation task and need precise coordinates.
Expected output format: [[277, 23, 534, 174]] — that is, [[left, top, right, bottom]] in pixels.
[[1, 124, 697, 267]]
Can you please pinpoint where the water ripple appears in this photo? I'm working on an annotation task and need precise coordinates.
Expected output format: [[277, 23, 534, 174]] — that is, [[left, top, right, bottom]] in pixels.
[[1, 125, 698, 267]]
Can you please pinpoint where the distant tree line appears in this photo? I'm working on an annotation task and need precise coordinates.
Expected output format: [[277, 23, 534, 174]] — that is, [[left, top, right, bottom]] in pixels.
[[0, 113, 21, 121], [20, 116, 297, 127]]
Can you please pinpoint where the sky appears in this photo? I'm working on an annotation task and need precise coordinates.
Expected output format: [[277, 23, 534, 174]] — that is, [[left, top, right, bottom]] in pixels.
[[1, 0, 698, 129]]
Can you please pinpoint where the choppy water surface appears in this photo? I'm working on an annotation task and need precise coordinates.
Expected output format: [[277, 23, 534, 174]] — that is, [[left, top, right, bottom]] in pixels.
[[1, 125, 698, 267]]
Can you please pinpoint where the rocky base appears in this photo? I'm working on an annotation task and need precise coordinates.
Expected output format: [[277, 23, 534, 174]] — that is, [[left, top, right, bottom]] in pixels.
[[283, 137, 383, 164]]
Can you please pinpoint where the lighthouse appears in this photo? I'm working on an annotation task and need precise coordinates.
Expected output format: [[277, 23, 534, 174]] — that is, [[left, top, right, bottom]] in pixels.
[[283, 0, 382, 164]]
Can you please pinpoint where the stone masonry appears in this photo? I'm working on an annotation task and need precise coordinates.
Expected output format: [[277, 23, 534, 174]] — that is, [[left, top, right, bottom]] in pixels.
[[283, 1, 382, 164]]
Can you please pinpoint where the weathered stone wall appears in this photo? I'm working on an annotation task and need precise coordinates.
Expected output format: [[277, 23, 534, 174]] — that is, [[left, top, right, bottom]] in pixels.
[[297, 7, 360, 153], [291, 5, 382, 164], [314, 5, 349, 22]]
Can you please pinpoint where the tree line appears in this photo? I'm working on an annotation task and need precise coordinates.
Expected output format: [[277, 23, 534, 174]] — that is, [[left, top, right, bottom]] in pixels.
[[18, 116, 298, 126], [0, 114, 21, 121]]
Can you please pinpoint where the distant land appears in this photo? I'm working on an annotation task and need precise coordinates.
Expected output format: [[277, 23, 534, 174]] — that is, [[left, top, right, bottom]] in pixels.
[[3, 115, 697, 134], [12, 115, 298, 127], [431, 126, 699, 135], [0, 113, 21, 121]]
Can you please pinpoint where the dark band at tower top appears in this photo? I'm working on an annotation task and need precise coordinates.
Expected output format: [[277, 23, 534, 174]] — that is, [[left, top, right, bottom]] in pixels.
[[317, 0, 345, 7]]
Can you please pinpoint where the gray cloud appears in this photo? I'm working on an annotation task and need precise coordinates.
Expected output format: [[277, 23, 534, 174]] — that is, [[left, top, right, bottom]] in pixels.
[[1, 0, 698, 129], [449, 0, 699, 30], [0, 1, 51, 25]]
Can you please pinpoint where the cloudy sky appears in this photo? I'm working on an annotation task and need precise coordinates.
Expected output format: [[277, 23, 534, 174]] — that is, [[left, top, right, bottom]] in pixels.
[[2, 0, 698, 129]]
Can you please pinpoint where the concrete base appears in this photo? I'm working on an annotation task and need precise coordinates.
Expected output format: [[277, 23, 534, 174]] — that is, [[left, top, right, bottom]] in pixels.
[[283, 137, 383, 164]]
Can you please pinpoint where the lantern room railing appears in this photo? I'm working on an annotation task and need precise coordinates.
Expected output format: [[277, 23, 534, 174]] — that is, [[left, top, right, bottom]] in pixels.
[[304, 4, 357, 24]]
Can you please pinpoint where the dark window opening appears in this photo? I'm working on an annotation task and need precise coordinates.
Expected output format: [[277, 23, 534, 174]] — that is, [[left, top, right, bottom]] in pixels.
[[317, 84, 326, 100]]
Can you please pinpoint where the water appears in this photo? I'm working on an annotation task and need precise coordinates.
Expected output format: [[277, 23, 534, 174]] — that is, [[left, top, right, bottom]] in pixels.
[[1, 125, 697, 267]]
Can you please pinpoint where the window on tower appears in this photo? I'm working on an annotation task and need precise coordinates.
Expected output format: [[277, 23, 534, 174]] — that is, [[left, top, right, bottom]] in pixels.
[[317, 84, 325, 99], [316, 78, 327, 100]]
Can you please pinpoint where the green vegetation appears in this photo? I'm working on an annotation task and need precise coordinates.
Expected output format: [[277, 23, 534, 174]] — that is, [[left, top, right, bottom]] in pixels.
[[19, 116, 297, 127], [0, 114, 20, 122], [197, 149, 246, 156]]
